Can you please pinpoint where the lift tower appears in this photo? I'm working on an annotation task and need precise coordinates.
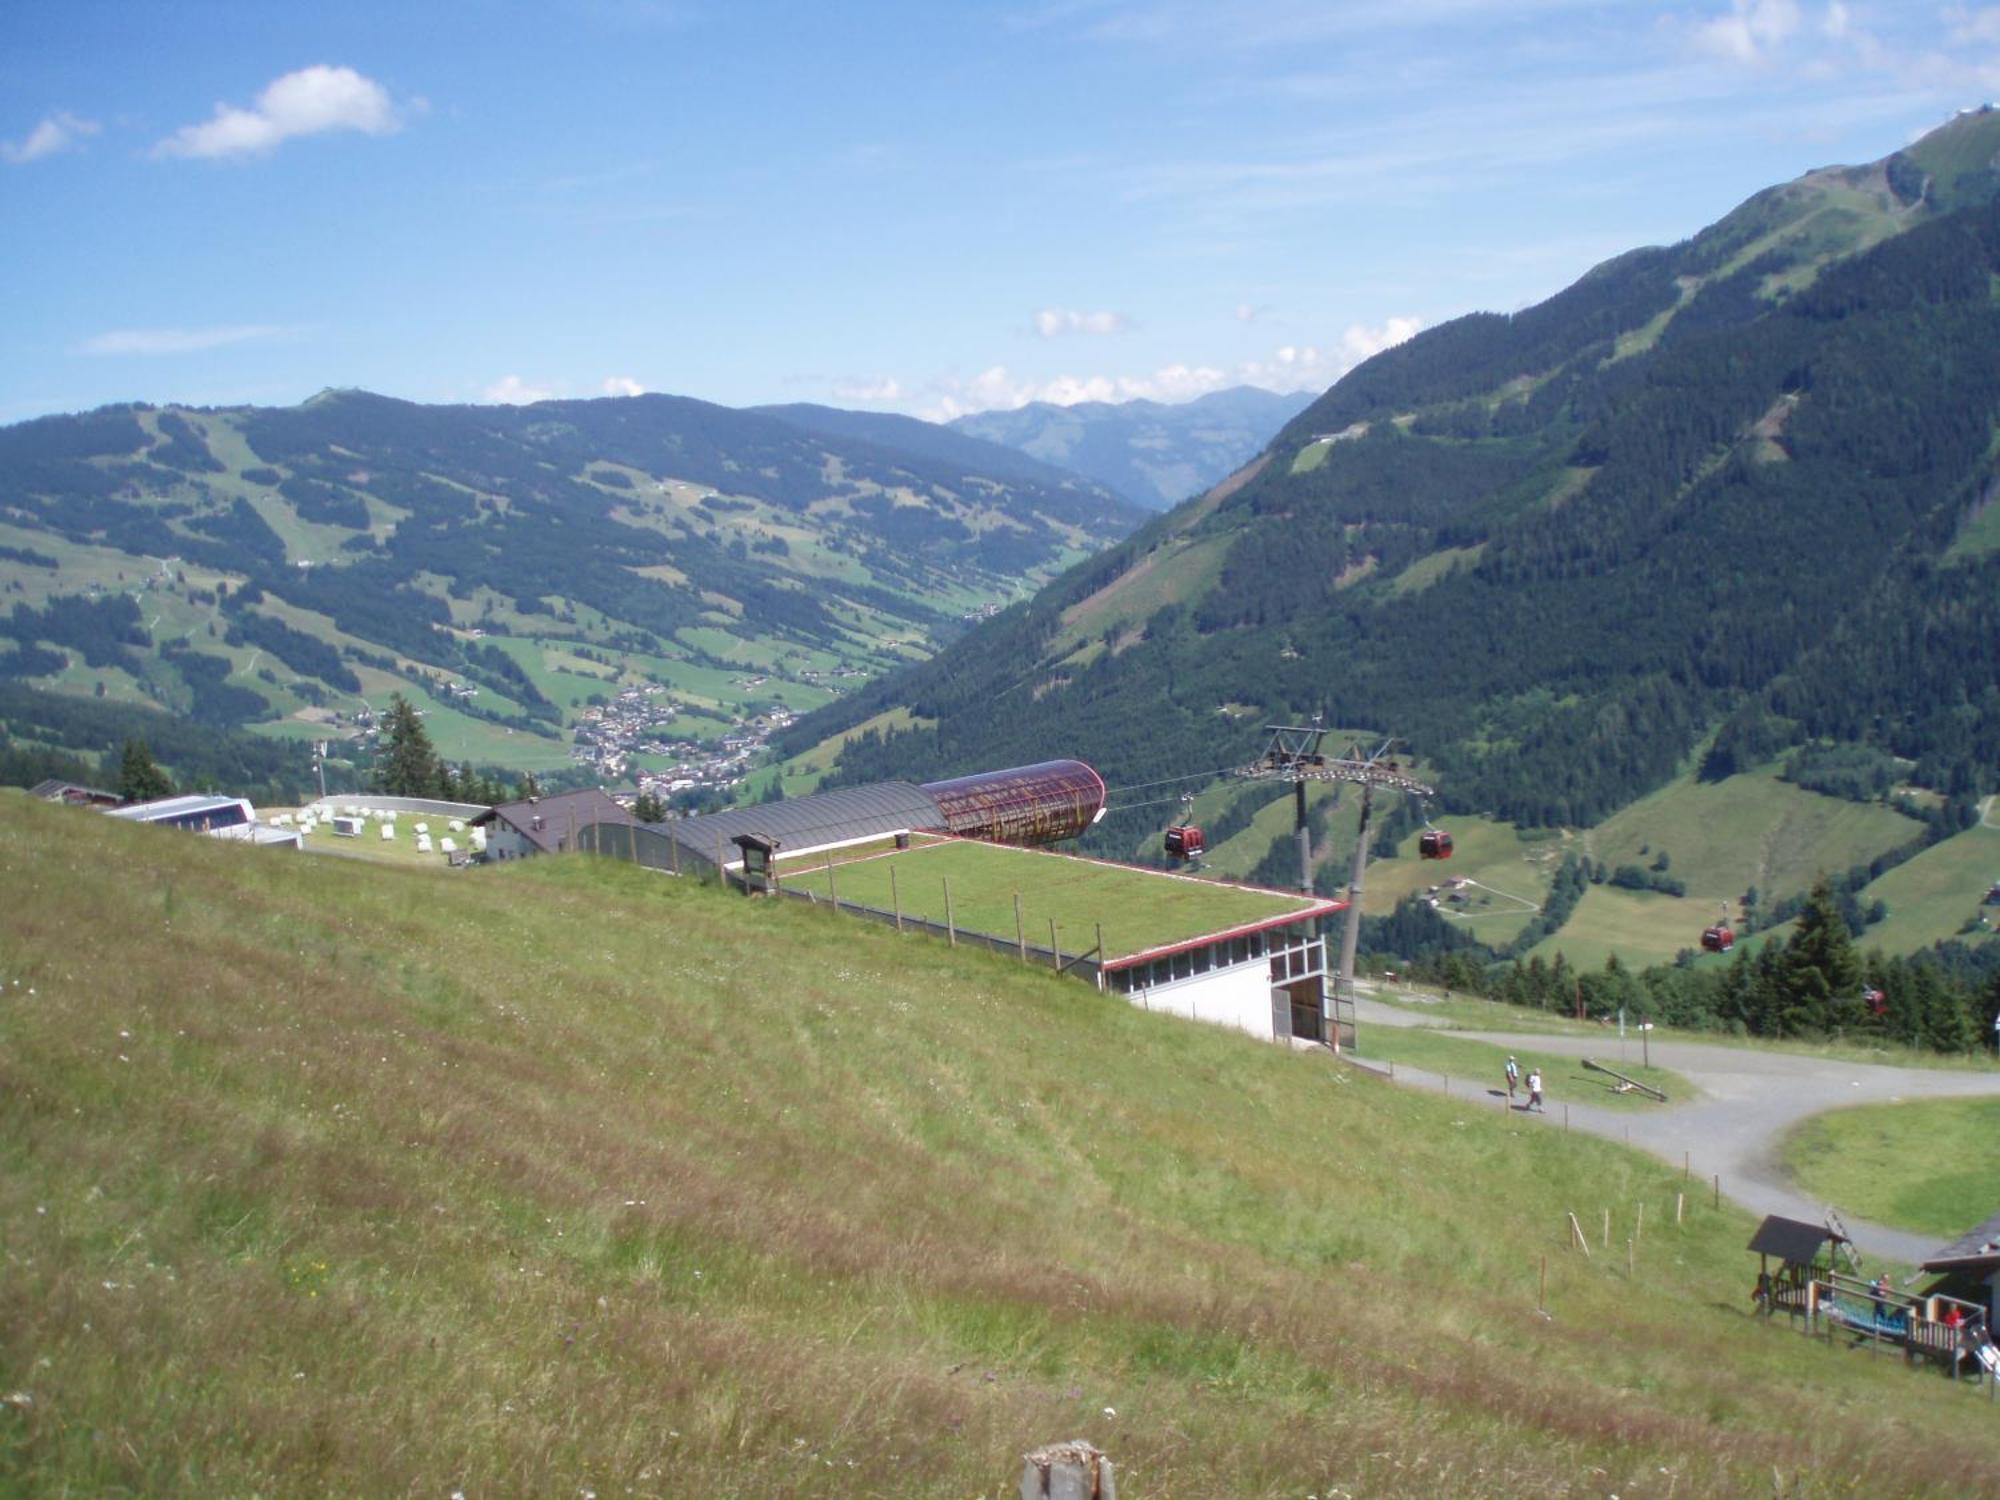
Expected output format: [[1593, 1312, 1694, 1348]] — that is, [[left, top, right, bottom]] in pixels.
[[1234, 723, 1434, 1049]]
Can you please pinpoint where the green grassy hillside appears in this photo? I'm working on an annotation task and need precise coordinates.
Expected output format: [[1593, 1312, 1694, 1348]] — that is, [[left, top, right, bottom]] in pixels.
[[791, 116, 2000, 911], [4, 799, 1999, 1496], [1583, 766, 1921, 907], [1783, 1097, 2000, 1237], [0, 391, 1141, 780], [1857, 813, 2000, 954]]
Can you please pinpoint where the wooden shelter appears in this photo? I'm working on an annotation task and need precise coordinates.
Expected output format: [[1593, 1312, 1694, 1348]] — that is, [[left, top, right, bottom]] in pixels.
[[1747, 1214, 1849, 1321]]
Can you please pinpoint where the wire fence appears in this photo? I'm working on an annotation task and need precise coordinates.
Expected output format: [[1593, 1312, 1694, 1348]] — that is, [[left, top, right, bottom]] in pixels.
[[773, 883, 1105, 983]]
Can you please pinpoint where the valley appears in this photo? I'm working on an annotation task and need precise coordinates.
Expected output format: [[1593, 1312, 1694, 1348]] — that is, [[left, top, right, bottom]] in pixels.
[[0, 392, 1143, 798]]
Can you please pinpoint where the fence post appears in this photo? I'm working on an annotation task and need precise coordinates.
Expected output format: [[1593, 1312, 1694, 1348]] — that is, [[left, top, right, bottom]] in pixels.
[[1015, 893, 1026, 960], [1049, 918, 1060, 971], [945, 877, 956, 948], [891, 866, 902, 933], [826, 850, 837, 910]]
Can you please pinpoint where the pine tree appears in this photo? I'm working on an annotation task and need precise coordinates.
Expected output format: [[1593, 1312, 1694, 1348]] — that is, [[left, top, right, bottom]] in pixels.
[[373, 694, 443, 798], [1775, 880, 1861, 1035], [1917, 965, 1979, 1053], [116, 737, 173, 802], [633, 790, 666, 823]]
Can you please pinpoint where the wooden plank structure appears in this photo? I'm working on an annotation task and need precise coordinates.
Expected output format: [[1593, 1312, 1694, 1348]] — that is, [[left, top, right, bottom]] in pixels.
[[1748, 1214, 1999, 1387], [1747, 1214, 1848, 1323]]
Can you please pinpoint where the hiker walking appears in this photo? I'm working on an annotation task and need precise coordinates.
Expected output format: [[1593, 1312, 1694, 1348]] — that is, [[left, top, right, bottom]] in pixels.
[[1504, 1054, 1520, 1102], [1526, 1067, 1544, 1113]]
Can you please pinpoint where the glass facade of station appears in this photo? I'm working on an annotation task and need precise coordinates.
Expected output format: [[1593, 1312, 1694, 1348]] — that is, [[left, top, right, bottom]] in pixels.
[[921, 760, 1106, 845], [1102, 924, 1325, 997]]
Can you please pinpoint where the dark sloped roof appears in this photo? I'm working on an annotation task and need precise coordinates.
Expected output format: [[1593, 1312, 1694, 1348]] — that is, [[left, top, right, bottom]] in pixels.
[[30, 779, 121, 805], [1747, 1215, 1845, 1263], [1921, 1209, 2000, 1271], [481, 789, 630, 854], [667, 781, 947, 863]]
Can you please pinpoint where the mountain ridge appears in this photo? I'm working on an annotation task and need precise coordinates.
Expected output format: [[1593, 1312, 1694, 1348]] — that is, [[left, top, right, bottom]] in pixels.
[[0, 387, 1146, 780], [949, 384, 1314, 509], [783, 111, 2000, 861]]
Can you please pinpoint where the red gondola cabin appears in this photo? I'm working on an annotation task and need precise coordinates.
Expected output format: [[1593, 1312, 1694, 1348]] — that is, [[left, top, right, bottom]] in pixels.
[[1165, 824, 1205, 859], [1418, 829, 1454, 860], [1702, 923, 1736, 954]]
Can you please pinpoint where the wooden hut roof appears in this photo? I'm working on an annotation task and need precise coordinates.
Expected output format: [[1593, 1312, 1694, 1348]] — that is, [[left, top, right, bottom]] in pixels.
[[1747, 1215, 1846, 1263]]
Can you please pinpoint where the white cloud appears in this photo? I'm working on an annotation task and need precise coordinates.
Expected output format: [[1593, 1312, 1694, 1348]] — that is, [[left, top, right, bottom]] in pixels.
[[831, 376, 904, 402], [1340, 314, 1424, 363], [1234, 302, 1260, 323], [919, 314, 1423, 419], [1032, 307, 1129, 337], [1947, 5, 2000, 44], [601, 375, 647, 397], [2, 111, 101, 165], [76, 324, 292, 356], [154, 65, 403, 160], [483, 374, 558, 404], [1691, 0, 1804, 65]]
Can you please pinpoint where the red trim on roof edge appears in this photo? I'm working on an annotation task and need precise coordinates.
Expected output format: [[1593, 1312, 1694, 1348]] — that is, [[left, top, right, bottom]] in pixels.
[[1101, 900, 1346, 971]]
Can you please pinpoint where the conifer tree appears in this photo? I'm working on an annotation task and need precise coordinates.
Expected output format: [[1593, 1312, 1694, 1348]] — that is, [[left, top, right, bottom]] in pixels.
[[1776, 880, 1860, 1034], [373, 694, 443, 798], [116, 737, 173, 802]]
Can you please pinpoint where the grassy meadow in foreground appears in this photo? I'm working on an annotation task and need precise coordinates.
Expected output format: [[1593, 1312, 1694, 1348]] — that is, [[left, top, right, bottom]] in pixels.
[[3, 796, 2000, 1497]]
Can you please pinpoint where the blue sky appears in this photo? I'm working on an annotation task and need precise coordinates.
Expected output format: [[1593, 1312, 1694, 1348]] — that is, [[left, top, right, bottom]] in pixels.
[[3, 1, 1996, 426]]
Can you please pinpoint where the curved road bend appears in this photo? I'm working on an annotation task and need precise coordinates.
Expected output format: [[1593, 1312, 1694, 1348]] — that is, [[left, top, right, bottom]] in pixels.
[[1350, 996, 2000, 1266]]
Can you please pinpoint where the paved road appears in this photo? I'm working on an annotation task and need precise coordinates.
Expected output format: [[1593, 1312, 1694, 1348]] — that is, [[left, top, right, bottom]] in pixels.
[[1351, 995, 2000, 1266]]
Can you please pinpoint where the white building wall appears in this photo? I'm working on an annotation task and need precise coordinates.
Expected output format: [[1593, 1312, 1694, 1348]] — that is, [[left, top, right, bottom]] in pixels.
[[1125, 960, 1276, 1039]]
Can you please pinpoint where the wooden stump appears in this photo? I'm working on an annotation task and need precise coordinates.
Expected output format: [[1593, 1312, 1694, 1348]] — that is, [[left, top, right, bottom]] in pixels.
[[1021, 1440, 1116, 1499]]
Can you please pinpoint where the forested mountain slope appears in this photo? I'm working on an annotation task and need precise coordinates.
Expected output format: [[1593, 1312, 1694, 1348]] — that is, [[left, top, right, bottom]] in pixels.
[[950, 385, 1314, 509], [787, 111, 2000, 836], [0, 389, 1143, 776]]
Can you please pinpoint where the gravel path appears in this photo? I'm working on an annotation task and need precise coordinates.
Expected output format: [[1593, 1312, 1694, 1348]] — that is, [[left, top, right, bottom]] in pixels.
[[1351, 995, 2000, 1266]]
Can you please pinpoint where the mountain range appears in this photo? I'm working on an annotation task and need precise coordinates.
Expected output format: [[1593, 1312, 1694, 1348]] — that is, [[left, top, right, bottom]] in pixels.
[[0, 389, 1145, 776], [784, 109, 2000, 884], [948, 384, 1315, 509]]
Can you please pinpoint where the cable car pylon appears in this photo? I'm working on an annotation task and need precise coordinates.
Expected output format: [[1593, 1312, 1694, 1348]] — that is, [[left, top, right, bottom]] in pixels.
[[1232, 720, 1436, 1053]]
